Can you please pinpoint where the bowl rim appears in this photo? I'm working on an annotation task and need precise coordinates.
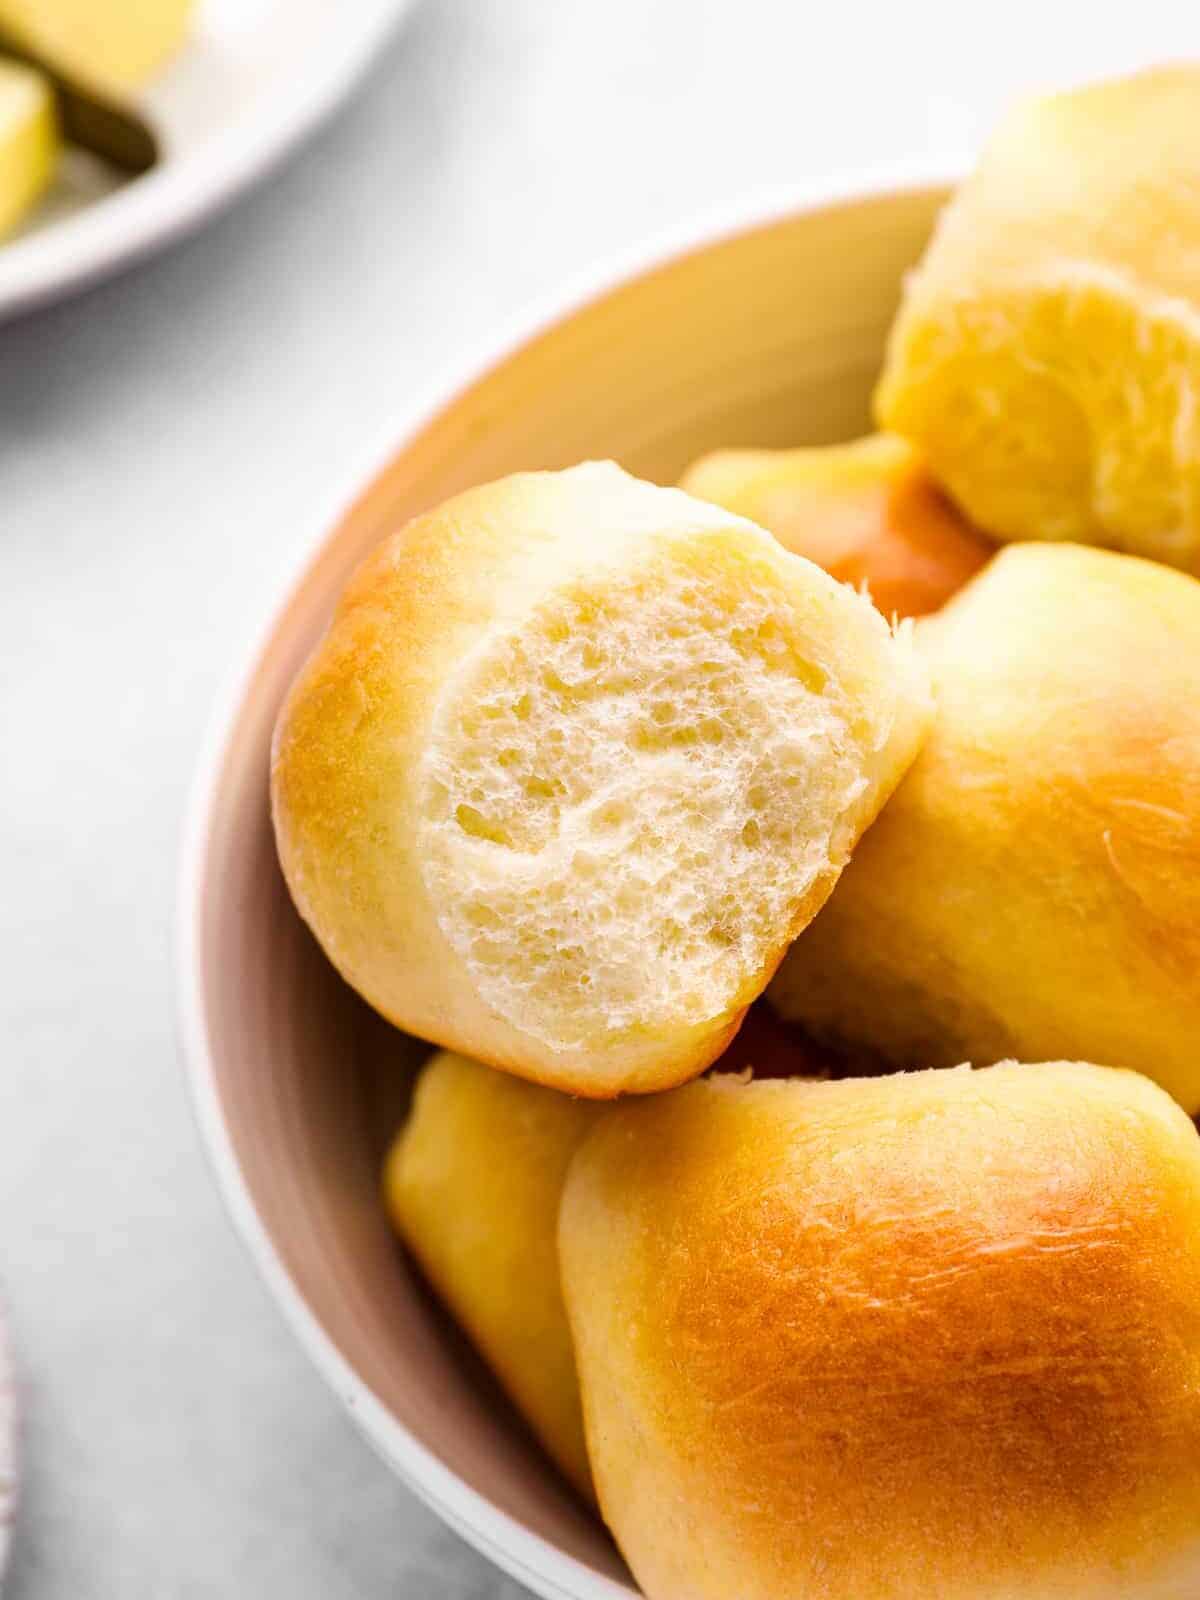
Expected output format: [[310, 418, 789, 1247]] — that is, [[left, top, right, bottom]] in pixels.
[[175, 157, 956, 1600]]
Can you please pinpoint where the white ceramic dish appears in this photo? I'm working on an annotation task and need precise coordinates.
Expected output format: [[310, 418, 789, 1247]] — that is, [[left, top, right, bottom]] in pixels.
[[0, 0, 414, 320], [178, 169, 953, 1600]]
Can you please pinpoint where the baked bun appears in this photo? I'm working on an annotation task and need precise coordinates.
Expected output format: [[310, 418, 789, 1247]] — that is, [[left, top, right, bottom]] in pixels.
[[680, 434, 992, 618], [877, 65, 1200, 572], [384, 1050, 601, 1498], [560, 1063, 1200, 1600], [770, 541, 1200, 1112], [273, 462, 930, 1096]]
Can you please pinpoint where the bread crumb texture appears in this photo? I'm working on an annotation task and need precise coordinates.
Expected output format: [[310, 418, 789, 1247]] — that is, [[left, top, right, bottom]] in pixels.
[[420, 534, 880, 1052], [877, 65, 1200, 571]]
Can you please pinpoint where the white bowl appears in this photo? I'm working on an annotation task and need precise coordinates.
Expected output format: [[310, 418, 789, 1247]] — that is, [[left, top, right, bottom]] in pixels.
[[177, 171, 951, 1600]]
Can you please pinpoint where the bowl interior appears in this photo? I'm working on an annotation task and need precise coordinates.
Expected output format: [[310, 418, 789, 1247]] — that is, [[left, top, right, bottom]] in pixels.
[[186, 180, 947, 1598]]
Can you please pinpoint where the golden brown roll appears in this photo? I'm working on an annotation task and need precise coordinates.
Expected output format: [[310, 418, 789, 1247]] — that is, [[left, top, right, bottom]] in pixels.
[[770, 541, 1200, 1112], [384, 1050, 601, 1498], [680, 434, 992, 618], [876, 65, 1200, 573], [560, 1063, 1200, 1600], [273, 462, 930, 1096]]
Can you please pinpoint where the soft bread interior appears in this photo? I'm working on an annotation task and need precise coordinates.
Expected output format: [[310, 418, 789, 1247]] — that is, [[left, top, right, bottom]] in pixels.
[[272, 462, 929, 1094], [874, 66, 1200, 572], [882, 267, 1200, 558], [419, 524, 925, 1059]]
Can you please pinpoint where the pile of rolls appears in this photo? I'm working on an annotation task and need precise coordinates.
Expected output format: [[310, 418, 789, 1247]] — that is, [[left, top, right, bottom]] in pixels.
[[272, 65, 1200, 1600]]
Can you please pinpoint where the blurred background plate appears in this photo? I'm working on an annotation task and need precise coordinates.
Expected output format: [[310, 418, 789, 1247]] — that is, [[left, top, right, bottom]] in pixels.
[[0, 0, 416, 321]]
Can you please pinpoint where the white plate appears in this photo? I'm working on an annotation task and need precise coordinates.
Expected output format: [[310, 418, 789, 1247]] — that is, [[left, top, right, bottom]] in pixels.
[[0, 0, 415, 320]]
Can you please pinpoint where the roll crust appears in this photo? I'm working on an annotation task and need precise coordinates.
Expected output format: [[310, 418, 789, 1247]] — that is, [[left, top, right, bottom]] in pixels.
[[560, 1063, 1200, 1600], [680, 434, 992, 618], [385, 1050, 601, 1498], [770, 541, 1200, 1112]]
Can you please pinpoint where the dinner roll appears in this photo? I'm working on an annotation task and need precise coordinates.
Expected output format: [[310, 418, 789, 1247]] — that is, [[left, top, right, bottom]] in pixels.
[[770, 541, 1200, 1112], [273, 462, 930, 1096], [877, 65, 1200, 572], [384, 1050, 601, 1498], [680, 434, 992, 618], [384, 1022, 831, 1500], [560, 1063, 1200, 1600]]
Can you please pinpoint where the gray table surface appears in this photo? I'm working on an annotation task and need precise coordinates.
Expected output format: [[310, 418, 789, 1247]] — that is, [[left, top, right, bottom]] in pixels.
[[0, 2, 1192, 1593]]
